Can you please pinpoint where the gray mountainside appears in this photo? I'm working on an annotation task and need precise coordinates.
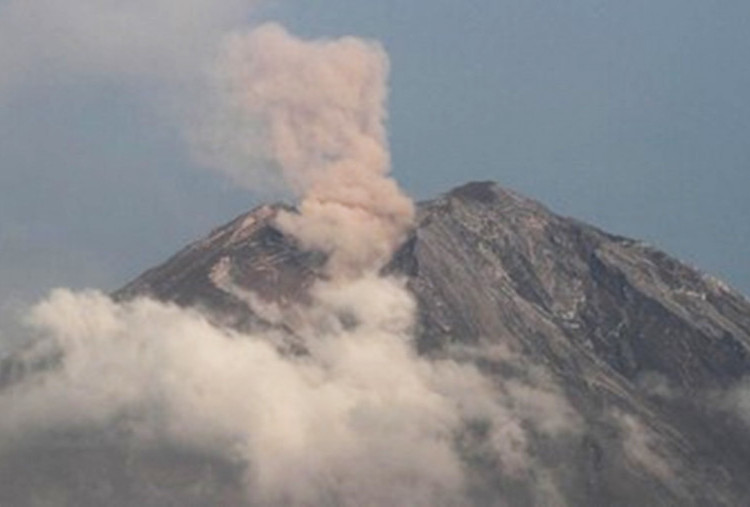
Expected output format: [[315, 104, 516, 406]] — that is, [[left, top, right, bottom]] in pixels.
[[3, 181, 750, 506]]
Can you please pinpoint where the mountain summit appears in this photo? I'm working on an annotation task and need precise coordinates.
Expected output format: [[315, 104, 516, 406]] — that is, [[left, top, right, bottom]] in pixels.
[[3, 181, 750, 506]]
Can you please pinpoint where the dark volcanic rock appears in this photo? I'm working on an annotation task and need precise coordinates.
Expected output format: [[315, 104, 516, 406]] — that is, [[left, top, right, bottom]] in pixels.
[[409, 183, 750, 388], [4, 181, 750, 506]]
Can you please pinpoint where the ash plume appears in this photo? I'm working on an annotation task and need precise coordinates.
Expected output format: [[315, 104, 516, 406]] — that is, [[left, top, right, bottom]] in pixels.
[[201, 24, 415, 276], [0, 16, 580, 507]]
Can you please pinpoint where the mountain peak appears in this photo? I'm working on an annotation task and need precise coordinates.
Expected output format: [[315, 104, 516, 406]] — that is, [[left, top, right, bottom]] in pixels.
[[448, 180, 502, 202], [4, 181, 750, 506]]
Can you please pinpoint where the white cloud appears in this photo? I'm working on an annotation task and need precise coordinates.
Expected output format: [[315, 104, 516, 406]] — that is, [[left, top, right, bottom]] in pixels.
[[614, 411, 674, 484], [0, 282, 468, 505], [716, 377, 750, 427], [0, 275, 582, 505]]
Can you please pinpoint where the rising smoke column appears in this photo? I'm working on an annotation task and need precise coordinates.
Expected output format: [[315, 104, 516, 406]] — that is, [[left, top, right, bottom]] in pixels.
[[0, 19, 582, 507], [207, 24, 415, 276]]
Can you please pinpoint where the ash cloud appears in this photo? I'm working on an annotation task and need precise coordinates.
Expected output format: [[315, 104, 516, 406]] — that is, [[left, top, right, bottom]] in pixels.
[[197, 24, 414, 276], [0, 11, 581, 506]]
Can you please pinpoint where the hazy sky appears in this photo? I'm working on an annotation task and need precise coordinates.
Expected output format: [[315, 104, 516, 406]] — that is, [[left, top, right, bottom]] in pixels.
[[1, 0, 749, 331]]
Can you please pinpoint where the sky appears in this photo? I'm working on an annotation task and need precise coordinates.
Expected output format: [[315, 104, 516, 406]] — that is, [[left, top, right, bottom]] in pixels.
[[1, 0, 749, 337]]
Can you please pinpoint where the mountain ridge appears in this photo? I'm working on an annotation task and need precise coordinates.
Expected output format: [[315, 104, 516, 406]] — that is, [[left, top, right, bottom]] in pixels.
[[110, 180, 750, 504], [3, 180, 750, 506]]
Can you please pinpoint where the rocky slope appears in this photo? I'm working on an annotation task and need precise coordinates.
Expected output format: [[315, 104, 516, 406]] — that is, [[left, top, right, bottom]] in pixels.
[[3, 181, 750, 506]]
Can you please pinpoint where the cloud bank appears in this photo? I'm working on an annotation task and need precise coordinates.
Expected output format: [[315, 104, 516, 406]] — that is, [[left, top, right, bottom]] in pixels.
[[0, 280, 580, 505]]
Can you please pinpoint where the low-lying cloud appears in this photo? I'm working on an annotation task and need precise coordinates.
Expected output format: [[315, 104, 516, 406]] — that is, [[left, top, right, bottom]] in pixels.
[[0, 278, 579, 505]]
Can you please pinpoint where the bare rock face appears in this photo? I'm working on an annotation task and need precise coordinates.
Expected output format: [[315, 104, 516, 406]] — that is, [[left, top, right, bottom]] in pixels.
[[4, 181, 750, 506], [394, 182, 750, 505]]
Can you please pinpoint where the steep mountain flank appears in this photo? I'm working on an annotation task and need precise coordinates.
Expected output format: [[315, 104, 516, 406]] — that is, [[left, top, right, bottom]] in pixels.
[[3, 181, 750, 506]]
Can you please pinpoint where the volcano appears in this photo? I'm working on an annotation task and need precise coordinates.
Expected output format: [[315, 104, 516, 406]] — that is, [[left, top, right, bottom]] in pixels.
[[3, 181, 750, 506]]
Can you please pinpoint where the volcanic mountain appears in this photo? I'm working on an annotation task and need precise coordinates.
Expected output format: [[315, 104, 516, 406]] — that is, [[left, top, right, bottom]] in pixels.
[[3, 181, 750, 506]]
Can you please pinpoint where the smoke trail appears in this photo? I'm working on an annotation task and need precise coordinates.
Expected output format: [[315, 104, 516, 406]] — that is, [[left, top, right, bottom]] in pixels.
[[201, 24, 415, 276]]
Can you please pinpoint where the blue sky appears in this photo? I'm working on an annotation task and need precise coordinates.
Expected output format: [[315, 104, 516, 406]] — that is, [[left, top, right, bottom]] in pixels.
[[1, 0, 748, 332]]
